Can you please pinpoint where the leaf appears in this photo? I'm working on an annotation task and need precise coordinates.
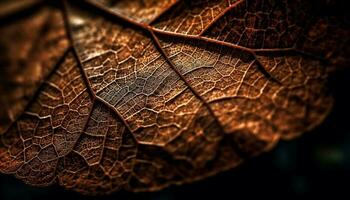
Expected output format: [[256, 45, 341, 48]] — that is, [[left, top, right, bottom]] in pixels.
[[0, 0, 348, 195], [0, 2, 68, 134]]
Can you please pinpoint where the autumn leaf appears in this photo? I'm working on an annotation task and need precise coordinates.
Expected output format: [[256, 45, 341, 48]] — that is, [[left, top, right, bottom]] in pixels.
[[0, 0, 348, 195]]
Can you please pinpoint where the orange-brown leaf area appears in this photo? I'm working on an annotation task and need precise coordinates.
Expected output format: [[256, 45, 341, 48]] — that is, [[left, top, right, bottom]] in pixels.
[[0, 0, 348, 195]]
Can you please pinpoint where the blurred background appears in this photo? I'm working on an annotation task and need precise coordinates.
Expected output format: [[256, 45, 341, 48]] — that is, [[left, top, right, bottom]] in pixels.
[[0, 62, 349, 200]]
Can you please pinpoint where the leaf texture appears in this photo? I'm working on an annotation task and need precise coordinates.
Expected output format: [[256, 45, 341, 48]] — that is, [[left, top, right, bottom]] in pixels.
[[0, 0, 348, 195]]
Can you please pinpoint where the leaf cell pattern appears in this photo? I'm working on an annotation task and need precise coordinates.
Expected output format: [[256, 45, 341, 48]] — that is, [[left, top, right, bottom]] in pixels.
[[0, 0, 348, 195]]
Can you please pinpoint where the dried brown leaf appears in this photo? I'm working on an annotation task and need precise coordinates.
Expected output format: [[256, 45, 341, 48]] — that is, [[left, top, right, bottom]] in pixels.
[[0, 0, 348, 195]]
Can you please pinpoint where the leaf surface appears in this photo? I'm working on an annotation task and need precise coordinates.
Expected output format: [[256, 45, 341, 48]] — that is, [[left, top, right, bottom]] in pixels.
[[0, 0, 348, 195]]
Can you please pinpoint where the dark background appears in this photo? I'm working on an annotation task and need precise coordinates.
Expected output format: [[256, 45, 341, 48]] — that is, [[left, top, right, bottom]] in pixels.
[[0, 63, 349, 200]]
